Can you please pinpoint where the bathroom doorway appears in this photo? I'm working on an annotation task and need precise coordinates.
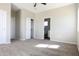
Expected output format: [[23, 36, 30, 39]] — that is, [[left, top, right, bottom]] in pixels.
[[44, 18, 50, 40]]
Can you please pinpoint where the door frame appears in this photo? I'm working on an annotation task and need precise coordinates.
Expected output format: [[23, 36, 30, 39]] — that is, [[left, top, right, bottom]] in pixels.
[[44, 18, 50, 40]]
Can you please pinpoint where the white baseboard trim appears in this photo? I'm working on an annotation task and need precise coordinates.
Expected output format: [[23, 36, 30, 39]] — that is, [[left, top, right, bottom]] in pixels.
[[32, 39, 76, 44], [11, 38, 20, 40], [0, 42, 11, 44], [50, 39, 77, 45], [20, 38, 26, 40]]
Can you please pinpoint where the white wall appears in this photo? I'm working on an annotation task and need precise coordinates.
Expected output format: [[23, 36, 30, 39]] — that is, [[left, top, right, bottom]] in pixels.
[[0, 3, 77, 45], [34, 4, 77, 44], [11, 16, 15, 39], [77, 4, 79, 51], [12, 4, 77, 45], [20, 9, 35, 40], [15, 11, 20, 39], [77, 7, 79, 51]]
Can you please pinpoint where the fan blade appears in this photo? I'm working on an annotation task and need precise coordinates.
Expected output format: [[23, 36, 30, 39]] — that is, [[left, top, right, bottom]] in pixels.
[[41, 3, 47, 5], [34, 3, 37, 7]]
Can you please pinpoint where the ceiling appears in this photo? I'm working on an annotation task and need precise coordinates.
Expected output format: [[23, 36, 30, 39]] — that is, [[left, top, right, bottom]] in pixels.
[[13, 3, 72, 13]]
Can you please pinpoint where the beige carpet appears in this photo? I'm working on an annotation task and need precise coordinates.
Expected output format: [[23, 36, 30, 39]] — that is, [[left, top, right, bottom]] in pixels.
[[0, 39, 78, 56]]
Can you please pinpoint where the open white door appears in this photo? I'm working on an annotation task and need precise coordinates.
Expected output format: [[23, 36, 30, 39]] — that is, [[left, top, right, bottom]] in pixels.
[[0, 10, 7, 44], [25, 18, 31, 39]]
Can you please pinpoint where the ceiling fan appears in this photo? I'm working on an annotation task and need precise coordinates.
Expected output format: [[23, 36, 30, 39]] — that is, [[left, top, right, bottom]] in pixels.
[[34, 3, 47, 7]]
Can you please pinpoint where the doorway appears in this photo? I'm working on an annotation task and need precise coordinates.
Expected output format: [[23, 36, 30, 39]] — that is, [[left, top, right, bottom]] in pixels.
[[11, 4, 20, 42], [44, 18, 50, 40], [31, 19, 34, 39]]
